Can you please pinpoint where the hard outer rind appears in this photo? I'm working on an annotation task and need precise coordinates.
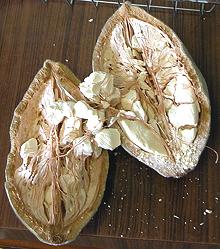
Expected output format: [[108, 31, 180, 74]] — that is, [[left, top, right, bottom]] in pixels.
[[5, 60, 109, 245], [92, 3, 211, 178]]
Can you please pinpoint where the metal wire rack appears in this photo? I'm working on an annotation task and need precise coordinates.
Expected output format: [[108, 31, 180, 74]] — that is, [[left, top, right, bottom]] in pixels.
[[41, 0, 219, 15]]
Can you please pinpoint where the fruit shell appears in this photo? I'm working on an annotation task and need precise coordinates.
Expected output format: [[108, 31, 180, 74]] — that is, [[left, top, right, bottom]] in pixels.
[[5, 60, 109, 245], [92, 3, 210, 177]]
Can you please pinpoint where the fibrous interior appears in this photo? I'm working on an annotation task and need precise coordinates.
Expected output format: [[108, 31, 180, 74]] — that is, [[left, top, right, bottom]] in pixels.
[[98, 17, 201, 158], [14, 74, 120, 230]]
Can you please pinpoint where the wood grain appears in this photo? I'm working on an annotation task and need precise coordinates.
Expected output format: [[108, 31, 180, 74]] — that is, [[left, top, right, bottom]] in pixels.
[[0, 1, 220, 248]]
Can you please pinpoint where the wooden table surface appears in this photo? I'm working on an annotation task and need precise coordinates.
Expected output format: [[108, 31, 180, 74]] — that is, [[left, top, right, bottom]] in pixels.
[[0, 1, 220, 249]]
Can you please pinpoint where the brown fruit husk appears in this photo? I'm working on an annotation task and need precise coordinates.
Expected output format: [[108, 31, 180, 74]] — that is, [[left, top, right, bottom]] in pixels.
[[93, 3, 210, 177], [5, 60, 109, 245]]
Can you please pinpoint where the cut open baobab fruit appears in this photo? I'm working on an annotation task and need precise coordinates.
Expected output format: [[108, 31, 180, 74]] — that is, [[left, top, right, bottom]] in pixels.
[[93, 3, 211, 177], [5, 60, 122, 245]]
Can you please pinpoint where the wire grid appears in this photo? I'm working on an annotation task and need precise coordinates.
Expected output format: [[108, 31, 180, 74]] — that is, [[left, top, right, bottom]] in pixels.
[[41, 0, 218, 14]]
